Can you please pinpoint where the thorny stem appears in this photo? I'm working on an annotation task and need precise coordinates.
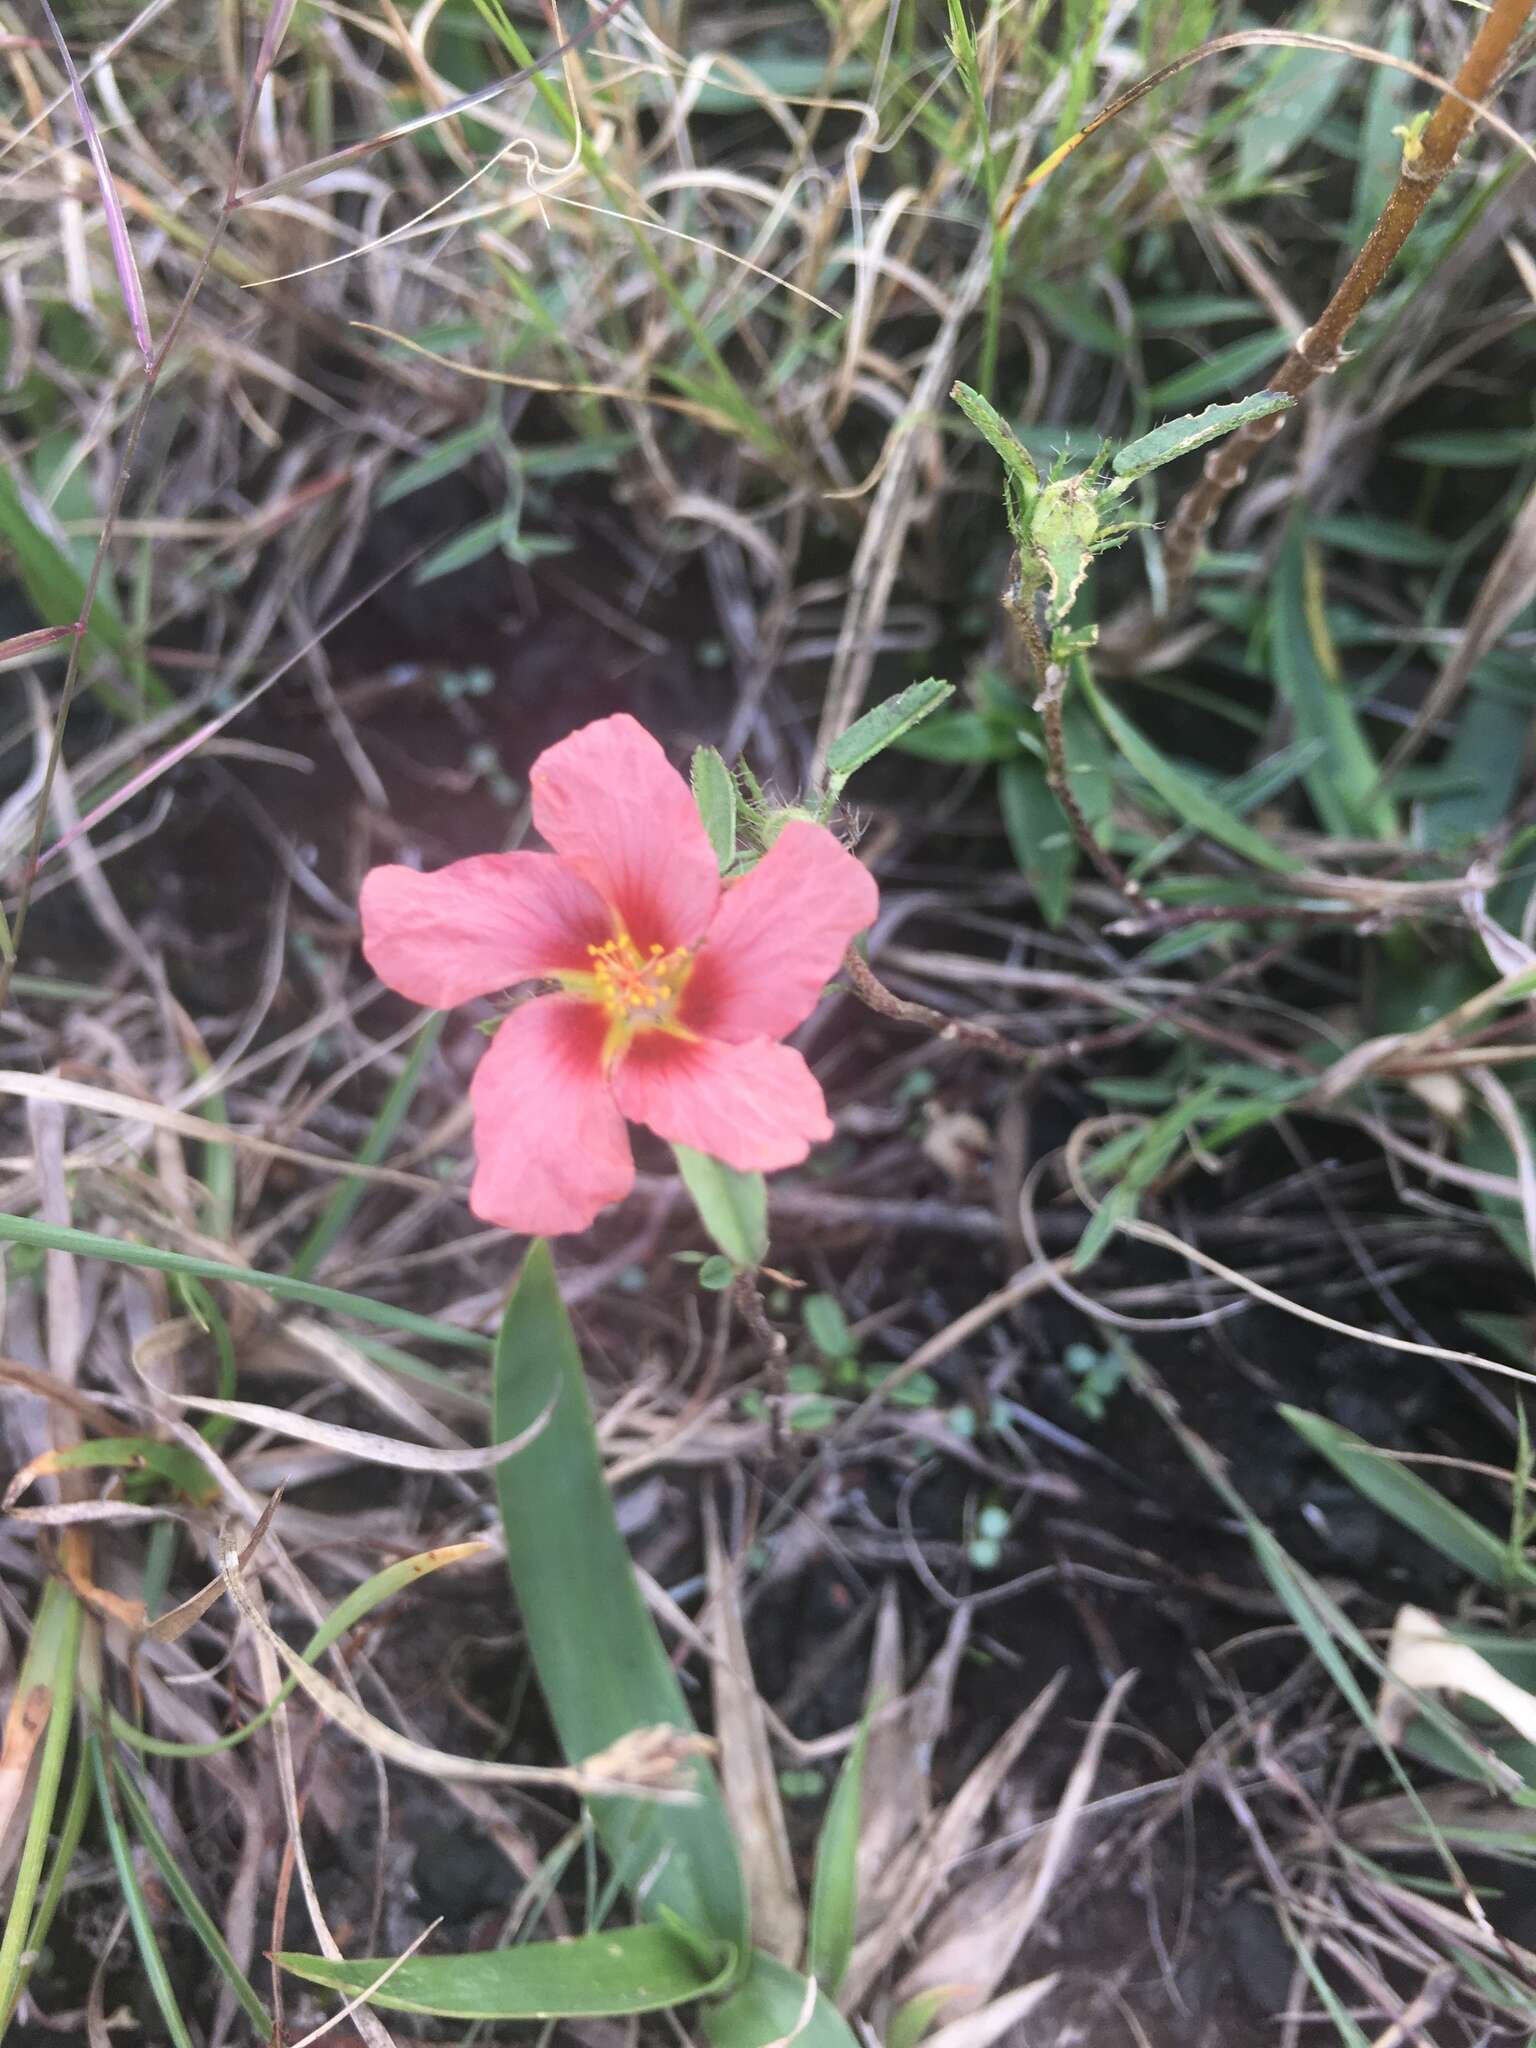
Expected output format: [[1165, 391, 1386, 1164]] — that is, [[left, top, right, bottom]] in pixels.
[[1158, 0, 1536, 607]]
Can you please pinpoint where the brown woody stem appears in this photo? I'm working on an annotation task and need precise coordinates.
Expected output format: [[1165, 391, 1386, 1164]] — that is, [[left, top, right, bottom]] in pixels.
[[1159, 0, 1536, 606]]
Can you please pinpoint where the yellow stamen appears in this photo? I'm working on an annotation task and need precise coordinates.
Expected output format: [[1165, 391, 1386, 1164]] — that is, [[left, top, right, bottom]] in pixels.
[[582, 930, 693, 1033]]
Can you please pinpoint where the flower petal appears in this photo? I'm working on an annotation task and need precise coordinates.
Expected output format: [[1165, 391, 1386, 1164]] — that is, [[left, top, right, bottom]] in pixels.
[[681, 821, 878, 1043], [361, 854, 612, 1009], [530, 714, 719, 950], [612, 1031, 832, 1172], [469, 998, 634, 1234]]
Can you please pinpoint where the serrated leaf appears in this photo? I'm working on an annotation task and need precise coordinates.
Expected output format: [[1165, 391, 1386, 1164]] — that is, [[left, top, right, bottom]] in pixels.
[[1110, 392, 1294, 482], [691, 746, 738, 868], [807, 1718, 868, 1995], [1078, 665, 1300, 873], [493, 1244, 749, 1946], [702, 1951, 862, 2048], [949, 382, 1039, 492], [674, 1145, 769, 1270], [275, 1925, 735, 2019], [825, 679, 954, 794]]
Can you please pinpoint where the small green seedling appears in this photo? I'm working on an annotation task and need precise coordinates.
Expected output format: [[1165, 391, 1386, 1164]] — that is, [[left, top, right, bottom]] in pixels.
[[1064, 1341, 1127, 1423]]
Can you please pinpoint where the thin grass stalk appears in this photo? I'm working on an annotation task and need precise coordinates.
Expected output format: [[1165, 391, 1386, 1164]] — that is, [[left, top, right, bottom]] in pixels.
[[1158, 0, 1536, 605]]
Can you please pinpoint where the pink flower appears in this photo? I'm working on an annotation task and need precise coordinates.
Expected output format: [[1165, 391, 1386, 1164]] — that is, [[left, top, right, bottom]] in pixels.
[[360, 714, 879, 1235]]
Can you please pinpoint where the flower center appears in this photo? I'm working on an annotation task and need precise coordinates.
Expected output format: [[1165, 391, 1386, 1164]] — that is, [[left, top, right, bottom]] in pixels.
[[586, 933, 691, 1027]]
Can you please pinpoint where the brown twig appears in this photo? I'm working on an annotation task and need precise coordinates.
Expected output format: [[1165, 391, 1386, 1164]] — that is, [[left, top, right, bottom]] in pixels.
[[841, 945, 1038, 1066], [1004, 585, 1142, 906], [1158, 0, 1536, 607]]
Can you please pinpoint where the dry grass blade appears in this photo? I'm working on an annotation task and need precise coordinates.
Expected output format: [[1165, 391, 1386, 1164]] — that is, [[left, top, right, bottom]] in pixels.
[[897, 1669, 1137, 2015], [39, 0, 151, 366], [841, 1670, 1064, 2010], [704, 1499, 804, 1964], [216, 1520, 703, 1798], [1378, 1604, 1536, 1749], [920, 1974, 1061, 2048]]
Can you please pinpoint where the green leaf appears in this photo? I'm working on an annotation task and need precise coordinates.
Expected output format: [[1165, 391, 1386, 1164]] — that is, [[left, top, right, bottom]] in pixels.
[[949, 381, 1039, 493], [89, 1736, 195, 2048], [1393, 429, 1535, 467], [112, 1763, 271, 2037], [0, 1213, 490, 1355], [807, 1720, 867, 1996], [824, 679, 954, 795], [999, 757, 1077, 927], [1310, 512, 1443, 567], [1078, 665, 1300, 873], [1417, 672, 1529, 848], [14, 1436, 217, 1504], [1280, 1406, 1532, 1593], [803, 1292, 853, 1361], [276, 1925, 735, 2019], [1269, 521, 1396, 841], [376, 414, 504, 507], [493, 1244, 748, 1947], [886, 1987, 958, 2048], [0, 1584, 81, 2027], [1145, 331, 1287, 409], [1238, 49, 1349, 182], [895, 710, 1016, 763], [674, 1145, 769, 1270], [0, 458, 169, 713], [1110, 393, 1293, 483], [702, 1951, 862, 2048], [691, 747, 738, 869]]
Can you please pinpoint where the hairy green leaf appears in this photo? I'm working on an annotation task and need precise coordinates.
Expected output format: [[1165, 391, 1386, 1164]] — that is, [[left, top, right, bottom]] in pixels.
[[1110, 392, 1293, 482]]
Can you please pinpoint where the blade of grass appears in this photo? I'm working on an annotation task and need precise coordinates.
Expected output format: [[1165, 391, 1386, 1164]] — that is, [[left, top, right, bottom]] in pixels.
[[492, 1242, 749, 1948], [111, 1756, 271, 2037], [89, 1732, 196, 2048], [0, 1213, 491, 1353], [1, 1742, 91, 2030], [1280, 1407, 1534, 1594], [0, 1584, 82, 2023], [807, 1719, 868, 1996]]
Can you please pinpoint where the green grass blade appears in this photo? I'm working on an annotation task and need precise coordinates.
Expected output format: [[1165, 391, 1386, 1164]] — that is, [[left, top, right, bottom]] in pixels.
[[0, 1213, 490, 1353], [1280, 1407, 1532, 1593], [277, 1924, 734, 2018], [1079, 665, 1299, 873], [111, 1758, 272, 2037], [701, 1951, 862, 2048], [1270, 523, 1396, 841], [493, 1243, 749, 1948], [0, 1585, 81, 2025], [289, 1013, 445, 1281], [88, 1734, 196, 2048], [106, 1541, 485, 1758], [0, 459, 170, 715], [807, 1721, 867, 1996], [4, 1743, 91, 2029]]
